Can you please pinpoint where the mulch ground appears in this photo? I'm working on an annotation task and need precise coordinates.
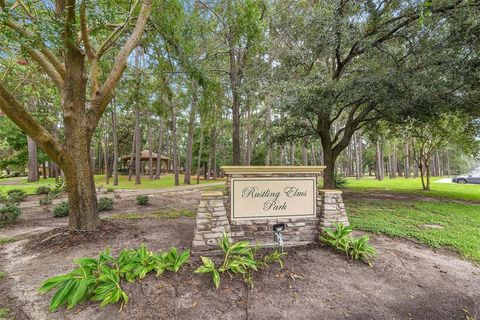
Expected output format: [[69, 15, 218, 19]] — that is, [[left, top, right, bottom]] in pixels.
[[0, 190, 479, 320]]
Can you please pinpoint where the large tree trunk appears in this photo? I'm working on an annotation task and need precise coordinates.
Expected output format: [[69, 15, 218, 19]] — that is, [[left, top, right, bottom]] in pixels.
[[265, 104, 271, 165], [184, 84, 197, 184], [155, 118, 164, 179], [102, 119, 109, 185], [147, 115, 153, 179], [210, 127, 217, 179], [27, 136, 39, 182], [111, 97, 119, 186], [404, 142, 411, 178], [171, 105, 180, 186], [134, 106, 141, 185], [322, 143, 337, 189], [196, 123, 204, 184], [302, 144, 308, 166], [376, 140, 384, 181]]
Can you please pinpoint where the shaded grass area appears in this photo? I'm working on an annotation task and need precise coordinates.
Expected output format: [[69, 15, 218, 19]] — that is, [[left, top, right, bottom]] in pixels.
[[347, 199, 480, 262], [344, 176, 480, 202], [104, 209, 194, 221], [0, 174, 223, 195]]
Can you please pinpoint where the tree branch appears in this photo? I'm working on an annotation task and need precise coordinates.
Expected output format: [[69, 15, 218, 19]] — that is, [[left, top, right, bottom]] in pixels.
[[88, 0, 153, 135], [0, 82, 68, 168]]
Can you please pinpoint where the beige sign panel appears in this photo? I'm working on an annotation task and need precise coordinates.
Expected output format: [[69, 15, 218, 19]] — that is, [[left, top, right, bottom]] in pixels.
[[231, 177, 317, 220]]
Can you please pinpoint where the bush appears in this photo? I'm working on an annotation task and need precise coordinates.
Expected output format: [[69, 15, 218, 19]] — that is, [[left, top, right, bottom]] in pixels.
[[0, 204, 21, 227], [136, 195, 149, 205], [39, 195, 53, 206], [53, 201, 69, 218], [106, 187, 115, 193], [5, 189, 27, 204], [36, 186, 51, 195], [98, 197, 114, 211], [334, 173, 348, 189]]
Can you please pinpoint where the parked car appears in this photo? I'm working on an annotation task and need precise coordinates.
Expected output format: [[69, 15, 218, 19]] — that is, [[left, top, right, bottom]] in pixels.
[[452, 173, 480, 184]]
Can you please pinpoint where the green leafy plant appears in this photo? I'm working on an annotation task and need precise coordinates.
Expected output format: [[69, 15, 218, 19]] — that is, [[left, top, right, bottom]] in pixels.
[[5, 189, 27, 204], [91, 265, 129, 311], [0, 204, 21, 227], [334, 173, 348, 189], [347, 235, 377, 266], [38, 248, 114, 311], [195, 233, 286, 288], [160, 247, 191, 273], [136, 195, 149, 205], [320, 223, 377, 266], [52, 201, 69, 217], [320, 222, 352, 252], [106, 187, 115, 193], [39, 245, 189, 312], [36, 186, 52, 195], [98, 197, 114, 211]]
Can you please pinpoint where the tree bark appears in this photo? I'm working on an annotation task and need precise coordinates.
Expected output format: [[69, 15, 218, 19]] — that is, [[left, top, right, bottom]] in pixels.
[[134, 106, 141, 185], [265, 104, 272, 165], [27, 136, 39, 182], [302, 144, 308, 166], [322, 142, 337, 189], [111, 97, 119, 186], [155, 118, 164, 179], [147, 115, 153, 179], [102, 119, 109, 185], [196, 123, 204, 184], [376, 140, 384, 181], [171, 104, 180, 186], [184, 83, 197, 184]]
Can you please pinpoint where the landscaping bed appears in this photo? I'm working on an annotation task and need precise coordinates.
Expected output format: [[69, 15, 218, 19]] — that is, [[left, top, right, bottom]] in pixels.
[[0, 189, 479, 319]]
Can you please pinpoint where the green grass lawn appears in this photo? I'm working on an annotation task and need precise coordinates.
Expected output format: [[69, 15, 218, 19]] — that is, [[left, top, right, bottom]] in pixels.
[[344, 176, 480, 202], [0, 174, 223, 195], [347, 199, 480, 262]]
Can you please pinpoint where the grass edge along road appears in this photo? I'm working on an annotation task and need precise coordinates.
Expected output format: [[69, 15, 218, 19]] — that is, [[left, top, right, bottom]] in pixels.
[[345, 176, 480, 202]]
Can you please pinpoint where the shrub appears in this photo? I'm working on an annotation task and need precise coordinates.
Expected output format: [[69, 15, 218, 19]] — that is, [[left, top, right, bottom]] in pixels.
[[195, 233, 286, 288], [334, 173, 348, 189], [0, 205, 21, 227], [39, 245, 189, 312], [106, 187, 115, 193], [53, 201, 69, 218], [320, 223, 377, 266], [5, 189, 27, 203], [39, 195, 53, 206], [136, 195, 149, 205], [98, 197, 114, 211], [36, 186, 51, 195]]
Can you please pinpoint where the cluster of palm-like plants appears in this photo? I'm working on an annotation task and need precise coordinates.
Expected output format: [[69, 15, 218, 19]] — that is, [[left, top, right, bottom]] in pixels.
[[39, 245, 190, 311], [320, 223, 377, 266]]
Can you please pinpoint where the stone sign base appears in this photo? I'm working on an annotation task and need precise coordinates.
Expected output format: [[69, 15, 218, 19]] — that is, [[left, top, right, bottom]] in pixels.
[[192, 189, 349, 251]]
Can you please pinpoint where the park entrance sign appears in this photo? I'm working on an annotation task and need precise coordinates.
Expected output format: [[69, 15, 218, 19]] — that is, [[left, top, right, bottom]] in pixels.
[[192, 166, 350, 251], [231, 177, 316, 220]]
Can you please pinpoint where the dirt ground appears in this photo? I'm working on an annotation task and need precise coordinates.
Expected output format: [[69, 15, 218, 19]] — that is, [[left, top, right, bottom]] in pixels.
[[0, 190, 479, 320]]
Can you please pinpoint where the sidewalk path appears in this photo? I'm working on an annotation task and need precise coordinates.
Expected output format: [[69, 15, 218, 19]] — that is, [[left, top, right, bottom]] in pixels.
[[19, 182, 225, 209]]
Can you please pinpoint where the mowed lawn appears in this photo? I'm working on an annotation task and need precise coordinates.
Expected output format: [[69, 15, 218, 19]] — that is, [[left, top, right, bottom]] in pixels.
[[347, 199, 480, 262], [0, 174, 223, 195], [345, 176, 480, 201], [342, 176, 480, 263]]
